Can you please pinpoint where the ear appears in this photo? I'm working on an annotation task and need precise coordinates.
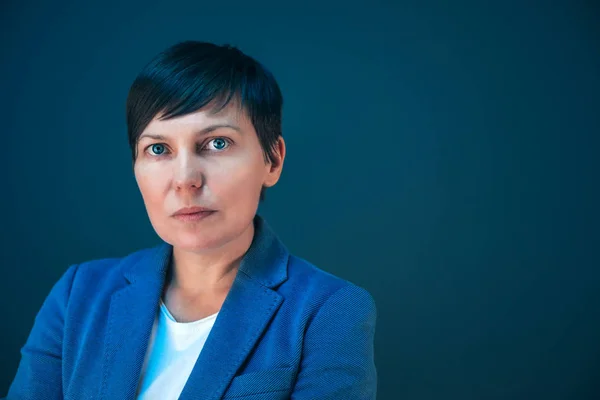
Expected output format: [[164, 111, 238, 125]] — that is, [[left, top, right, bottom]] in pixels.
[[263, 136, 286, 188]]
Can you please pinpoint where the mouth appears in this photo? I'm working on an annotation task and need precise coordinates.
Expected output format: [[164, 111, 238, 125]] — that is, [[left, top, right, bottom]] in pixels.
[[171, 210, 215, 222]]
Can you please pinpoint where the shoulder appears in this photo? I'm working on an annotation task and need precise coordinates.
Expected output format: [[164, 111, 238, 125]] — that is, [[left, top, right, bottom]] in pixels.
[[75, 245, 154, 273], [282, 254, 377, 318], [62, 245, 160, 295]]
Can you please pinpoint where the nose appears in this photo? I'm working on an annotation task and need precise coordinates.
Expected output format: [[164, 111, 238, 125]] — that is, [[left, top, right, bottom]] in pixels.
[[173, 154, 204, 191]]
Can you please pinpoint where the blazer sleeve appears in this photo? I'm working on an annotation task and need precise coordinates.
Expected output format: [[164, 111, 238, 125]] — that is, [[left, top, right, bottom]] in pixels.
[[291, 284, 378, 400], [5, 264, 79, 400]]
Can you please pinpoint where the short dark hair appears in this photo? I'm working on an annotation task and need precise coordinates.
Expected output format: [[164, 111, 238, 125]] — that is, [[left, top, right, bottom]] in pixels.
[[126, 41, 283, 201]]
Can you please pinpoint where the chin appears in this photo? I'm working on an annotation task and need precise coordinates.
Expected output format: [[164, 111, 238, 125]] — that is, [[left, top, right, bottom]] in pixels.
[[172, 237, 217, 252], [167, 231, 228, 252], [151, 213, 255, 252]]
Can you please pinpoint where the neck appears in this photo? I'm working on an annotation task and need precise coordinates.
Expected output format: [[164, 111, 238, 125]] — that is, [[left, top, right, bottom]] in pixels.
[[166, 221, 255, 296]]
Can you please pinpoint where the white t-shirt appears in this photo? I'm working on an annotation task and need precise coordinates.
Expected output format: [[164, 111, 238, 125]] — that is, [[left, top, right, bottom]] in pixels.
[[136, 300, 219, 399]]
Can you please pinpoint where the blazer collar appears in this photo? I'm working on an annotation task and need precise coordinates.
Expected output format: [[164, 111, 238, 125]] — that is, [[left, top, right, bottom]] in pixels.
[[100, 214, 290, 400]]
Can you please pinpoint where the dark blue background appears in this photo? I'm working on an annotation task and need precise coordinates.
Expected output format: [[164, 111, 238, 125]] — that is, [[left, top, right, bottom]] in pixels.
[[2, 1, 599, 398]]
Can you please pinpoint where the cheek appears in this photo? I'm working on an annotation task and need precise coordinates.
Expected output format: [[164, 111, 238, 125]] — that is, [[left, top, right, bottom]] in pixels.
[[135, 165, 169, 209], [210, 157, 265, 199]]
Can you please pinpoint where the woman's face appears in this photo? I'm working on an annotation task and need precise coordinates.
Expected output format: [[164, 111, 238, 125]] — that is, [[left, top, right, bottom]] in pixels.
[[134, 102, 284, 252]]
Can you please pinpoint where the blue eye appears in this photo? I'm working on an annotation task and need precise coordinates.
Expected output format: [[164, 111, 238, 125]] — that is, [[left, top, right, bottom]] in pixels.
[[208, 138, 229, 151], [144, 139, 229, 158], [149, 144, 166, 155], [214, 139, 225, 149]]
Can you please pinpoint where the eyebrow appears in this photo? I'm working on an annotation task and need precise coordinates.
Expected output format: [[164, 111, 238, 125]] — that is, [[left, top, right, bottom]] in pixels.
[[138, 123, 241, 141]]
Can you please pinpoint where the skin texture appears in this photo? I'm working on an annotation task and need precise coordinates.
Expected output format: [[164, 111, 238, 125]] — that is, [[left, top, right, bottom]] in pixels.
[[133, 101, 285, 322]]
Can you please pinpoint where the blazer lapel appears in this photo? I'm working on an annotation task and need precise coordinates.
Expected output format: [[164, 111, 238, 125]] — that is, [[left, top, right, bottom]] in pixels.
[[178, 215, 290, 400], [100, 242, 172, 400], [178, 274, 283, 400]]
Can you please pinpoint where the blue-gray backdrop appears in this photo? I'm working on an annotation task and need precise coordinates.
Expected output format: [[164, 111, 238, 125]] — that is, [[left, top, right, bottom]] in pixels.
[[1, 1, 599, 399]]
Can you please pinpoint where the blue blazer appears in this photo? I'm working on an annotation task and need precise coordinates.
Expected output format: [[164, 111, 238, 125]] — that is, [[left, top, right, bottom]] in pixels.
[[6, 215, 377, 399]]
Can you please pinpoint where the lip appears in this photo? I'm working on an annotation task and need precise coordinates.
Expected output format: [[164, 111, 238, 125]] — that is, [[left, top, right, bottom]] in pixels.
[[171, 206, 216, 222], [172, 206, 215, 216], [172, 210, 215, 222]]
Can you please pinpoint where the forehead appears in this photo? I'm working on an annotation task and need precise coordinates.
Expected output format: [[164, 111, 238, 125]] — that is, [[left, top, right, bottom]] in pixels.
[[144, 100, 251, 134]]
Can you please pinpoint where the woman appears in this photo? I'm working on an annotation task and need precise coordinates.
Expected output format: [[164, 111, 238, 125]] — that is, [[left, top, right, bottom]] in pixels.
[[6, 41, 377, 400]]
